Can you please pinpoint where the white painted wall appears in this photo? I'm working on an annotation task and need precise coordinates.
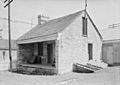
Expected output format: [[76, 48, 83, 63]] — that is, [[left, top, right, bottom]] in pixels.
[[0, 50, 17, 70], [57, 14, 102, 74]]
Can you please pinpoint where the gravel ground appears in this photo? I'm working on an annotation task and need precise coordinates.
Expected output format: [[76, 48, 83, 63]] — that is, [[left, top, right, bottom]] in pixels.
[[0, 66, 120, 85]]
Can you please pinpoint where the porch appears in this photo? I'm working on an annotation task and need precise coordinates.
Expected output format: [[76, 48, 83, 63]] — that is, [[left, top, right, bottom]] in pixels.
[[17, 40, 58, 74]]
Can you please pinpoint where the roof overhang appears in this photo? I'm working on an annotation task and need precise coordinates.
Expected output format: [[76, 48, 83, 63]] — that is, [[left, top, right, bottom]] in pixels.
[[17, 33, 58, 44], [103, 39, 120, 44], [86, 12, 103, 41], [0, 48, 17, 50]]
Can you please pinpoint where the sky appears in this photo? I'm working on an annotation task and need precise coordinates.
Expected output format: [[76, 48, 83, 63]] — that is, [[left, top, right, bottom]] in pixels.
[[0, 0, 120, 39]]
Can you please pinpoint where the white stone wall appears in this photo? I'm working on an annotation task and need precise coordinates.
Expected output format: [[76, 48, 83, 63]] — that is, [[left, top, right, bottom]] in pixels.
[[87, 17, 102, 62], [0, 50, 17, 70], [57, 14, 102, 74]]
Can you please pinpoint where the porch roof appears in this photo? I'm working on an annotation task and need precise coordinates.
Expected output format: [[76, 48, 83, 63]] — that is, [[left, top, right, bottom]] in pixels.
[[17, 10, 84, 44], [17, 33, 58, 44]]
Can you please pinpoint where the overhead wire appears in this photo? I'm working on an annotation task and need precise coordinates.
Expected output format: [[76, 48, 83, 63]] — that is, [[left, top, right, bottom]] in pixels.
[[0, 17, 36, 25]]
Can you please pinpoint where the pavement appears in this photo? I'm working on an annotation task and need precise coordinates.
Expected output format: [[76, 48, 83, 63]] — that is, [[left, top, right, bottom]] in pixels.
[[0, 66, 120, 85]]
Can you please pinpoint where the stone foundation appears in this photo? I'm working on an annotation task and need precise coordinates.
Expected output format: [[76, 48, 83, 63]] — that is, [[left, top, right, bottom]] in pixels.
[[13, 64, 56, 75]]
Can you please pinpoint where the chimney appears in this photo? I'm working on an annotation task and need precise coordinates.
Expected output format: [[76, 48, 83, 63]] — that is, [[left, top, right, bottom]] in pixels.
[[38, 15, 41, 25]]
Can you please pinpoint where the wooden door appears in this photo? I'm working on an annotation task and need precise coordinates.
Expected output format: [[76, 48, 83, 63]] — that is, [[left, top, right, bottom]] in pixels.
[[106, 46, 113, 64], [47, 43, 53, 64], [113, 44, 120, 65], [102, 45, 108, 63]]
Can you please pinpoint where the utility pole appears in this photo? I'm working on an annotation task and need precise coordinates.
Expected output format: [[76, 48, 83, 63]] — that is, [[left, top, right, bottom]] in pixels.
[[0, 29, 3, 39], [84, 0, 87, 18], [4, 0, 13, 71]]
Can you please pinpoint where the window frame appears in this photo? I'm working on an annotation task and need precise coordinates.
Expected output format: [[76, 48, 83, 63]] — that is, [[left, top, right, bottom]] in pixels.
[[82, 16, 88, 37]]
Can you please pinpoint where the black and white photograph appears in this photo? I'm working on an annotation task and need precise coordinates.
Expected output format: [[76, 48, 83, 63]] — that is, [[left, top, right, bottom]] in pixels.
[[0, 0, 120, 85]]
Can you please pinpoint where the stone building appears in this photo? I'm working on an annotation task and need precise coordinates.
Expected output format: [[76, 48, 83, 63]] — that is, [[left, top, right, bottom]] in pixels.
[[17, 10, 102, 74]]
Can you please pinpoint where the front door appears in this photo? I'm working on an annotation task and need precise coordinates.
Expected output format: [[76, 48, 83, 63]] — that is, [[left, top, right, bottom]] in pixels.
[[47, 43, 53, 64]]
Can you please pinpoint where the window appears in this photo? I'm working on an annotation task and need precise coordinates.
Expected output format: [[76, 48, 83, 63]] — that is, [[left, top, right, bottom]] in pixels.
[[88, 43, 93, 60], [82, 17, 87, 36], [3, 51, 5, 60]]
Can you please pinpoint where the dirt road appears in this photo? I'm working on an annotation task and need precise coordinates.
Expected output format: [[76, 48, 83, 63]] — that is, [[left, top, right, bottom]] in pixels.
[[0, 67, 120, 85]]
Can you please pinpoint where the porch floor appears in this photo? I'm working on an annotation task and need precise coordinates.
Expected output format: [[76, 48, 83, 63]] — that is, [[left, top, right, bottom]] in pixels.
[[19, 64, 56, 70]]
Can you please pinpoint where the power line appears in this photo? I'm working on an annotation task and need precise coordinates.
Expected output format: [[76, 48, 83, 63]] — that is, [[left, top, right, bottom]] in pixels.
[[108, 23, 120, 28], [0, 17, 36, 25], [99, 23, 120, 31], [0, 15, 50, 25]]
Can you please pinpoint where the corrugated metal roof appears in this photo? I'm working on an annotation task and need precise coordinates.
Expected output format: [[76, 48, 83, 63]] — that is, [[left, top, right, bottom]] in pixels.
[[18, 10, 84, 41], [100, 27, 120, 41], [0, 39, 17, 50]]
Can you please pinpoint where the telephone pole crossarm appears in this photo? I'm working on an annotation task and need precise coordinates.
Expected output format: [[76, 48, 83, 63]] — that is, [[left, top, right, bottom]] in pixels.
[[4, 0, 13, 8]]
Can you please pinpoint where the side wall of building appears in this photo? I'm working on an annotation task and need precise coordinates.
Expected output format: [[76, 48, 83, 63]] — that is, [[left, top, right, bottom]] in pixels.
[[17, 44, 34, 64], [58, 14, 102, 74], [87, 17, 102, 62], [102, 42, 120, 65]]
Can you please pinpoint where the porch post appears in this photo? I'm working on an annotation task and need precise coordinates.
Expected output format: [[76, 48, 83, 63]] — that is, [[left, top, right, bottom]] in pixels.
[[43, 42, 48, 64], [55, 40, 59, 74], [34, 43, 38, 56]]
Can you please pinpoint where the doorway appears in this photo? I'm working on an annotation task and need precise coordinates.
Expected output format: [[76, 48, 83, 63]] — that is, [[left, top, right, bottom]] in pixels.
[[47, 43, 53, 64], [106, 46, 113, 65], [88, 43, 93, 60]]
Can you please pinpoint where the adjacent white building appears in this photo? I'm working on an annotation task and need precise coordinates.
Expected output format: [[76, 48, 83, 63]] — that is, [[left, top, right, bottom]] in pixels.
[[0, 30, 17, 70], [101, 26, 120, 66]]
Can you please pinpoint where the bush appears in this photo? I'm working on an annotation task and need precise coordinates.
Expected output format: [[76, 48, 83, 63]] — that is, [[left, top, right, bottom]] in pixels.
[[30, 68, 55, 75]]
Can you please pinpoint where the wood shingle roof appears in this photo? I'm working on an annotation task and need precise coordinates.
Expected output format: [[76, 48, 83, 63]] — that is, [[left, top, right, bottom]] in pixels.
[[18, 10, 84, 41]]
